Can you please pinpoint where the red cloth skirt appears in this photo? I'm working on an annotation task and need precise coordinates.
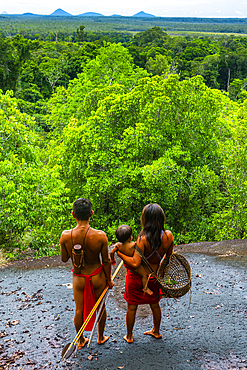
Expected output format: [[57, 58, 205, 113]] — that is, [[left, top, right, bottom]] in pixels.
[[123, 269, 161, 305], [72, 264, 103, 331]]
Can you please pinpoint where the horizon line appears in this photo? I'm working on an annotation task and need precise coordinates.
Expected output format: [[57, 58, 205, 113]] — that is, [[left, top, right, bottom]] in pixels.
[[1, 9, 247, 19]]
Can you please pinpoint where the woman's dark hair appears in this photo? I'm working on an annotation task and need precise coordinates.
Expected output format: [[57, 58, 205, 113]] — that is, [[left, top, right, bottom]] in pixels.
[[115, 225, 132, 243], [73, 198, 92, 221], [139, 203, 166, 250]]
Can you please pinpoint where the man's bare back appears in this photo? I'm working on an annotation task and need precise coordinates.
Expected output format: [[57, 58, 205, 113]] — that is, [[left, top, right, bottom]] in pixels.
[[61, 225, 109, 274], [60, 198, 114, 348]]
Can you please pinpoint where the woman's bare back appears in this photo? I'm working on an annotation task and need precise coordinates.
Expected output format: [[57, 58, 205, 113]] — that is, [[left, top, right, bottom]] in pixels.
[[142, 230, 174, 273]]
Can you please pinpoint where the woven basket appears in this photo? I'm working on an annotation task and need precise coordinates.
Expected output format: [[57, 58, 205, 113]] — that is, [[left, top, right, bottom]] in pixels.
[[156, 253, 191, 299]]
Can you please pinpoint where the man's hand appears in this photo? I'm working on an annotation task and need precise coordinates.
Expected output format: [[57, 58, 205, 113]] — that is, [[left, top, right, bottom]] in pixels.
[[111, 259, 116, 266], [108, 279, 115, 289]]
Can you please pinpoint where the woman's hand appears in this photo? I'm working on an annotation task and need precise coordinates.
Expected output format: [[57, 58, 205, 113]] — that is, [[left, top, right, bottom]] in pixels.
[[116, 249, 142, 269]]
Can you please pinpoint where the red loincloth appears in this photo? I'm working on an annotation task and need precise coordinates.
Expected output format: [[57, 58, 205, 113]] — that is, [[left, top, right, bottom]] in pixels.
[[123, 269, 161, 305], [73, 264, 103, 331]]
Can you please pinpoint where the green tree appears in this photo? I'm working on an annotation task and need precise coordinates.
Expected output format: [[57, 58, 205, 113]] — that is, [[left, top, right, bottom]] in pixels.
[[0, 34, 20, 93], [40, 56, 68, 93], [0, 90, 70, 256], [191, 53, 220, 89], [228, 78, 247, 101], [48, 70, 243, 243], [146, 54, 174, 76], [212, 103, 247, 239], [132, 27, 168, 47], [77, 25, 86, 42], [47, 43, 149, 134]]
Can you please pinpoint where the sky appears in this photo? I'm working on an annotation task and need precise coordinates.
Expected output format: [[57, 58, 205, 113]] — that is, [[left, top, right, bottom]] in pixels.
[[1, 0, 247, 18]]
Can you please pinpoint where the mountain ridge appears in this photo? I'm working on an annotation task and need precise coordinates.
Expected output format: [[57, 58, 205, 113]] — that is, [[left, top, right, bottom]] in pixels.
[[50, 8, 72, 16], [132, 11, 156, 17], [78, 12, 104, 16], [49, 8, 155, 17]]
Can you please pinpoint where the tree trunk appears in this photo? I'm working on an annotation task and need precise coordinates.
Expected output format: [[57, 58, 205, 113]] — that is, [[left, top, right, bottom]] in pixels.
[[226, 68, 230, 92]]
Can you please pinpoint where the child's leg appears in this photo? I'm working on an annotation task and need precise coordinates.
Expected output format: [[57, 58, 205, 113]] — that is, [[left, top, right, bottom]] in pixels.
[[141, 275, 153, 295], [135, 266, 153, 295]]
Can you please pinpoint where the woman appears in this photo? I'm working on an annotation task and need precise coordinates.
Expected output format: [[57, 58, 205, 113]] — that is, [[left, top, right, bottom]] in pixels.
[[117, 203, 174, 343]]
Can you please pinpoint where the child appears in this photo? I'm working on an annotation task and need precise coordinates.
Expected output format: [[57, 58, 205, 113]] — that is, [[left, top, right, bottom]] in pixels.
[[110, 225, 153, 295]]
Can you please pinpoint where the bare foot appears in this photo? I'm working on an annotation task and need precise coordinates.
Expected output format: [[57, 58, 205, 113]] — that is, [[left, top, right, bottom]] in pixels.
[[144, 330, 162, 339], [123, 335, 133, 343], [78, 338, 89, 350], [143, 287, 153, 295], [97, 335, 109, 345]]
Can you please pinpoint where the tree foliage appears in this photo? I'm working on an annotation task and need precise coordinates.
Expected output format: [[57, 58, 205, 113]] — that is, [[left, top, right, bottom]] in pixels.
[[0, 90, 70, 257], [0, 37, 247, 258], [47, 44, 247, 244]]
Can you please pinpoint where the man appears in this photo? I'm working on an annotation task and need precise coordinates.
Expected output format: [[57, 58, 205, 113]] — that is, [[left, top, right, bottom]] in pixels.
[[60, 198, 114, 348]]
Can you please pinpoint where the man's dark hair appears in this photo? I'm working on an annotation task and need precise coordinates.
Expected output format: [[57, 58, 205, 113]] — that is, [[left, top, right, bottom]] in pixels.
[[115, 225, 132, 243], [73, 198, 92, 221]]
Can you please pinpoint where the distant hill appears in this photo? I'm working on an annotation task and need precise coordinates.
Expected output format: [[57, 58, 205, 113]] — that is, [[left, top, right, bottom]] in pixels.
[[110, 14, 123, 17], [132, 11, 156, 17], [50, 8, 72, 16], [22, 13, 39, 16], [1, 11, 8, 14], [79, 12, 104, 16]]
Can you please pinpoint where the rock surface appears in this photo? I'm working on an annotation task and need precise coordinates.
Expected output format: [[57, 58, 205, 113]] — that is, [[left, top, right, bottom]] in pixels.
[[0, 248, 246, 369], [175, 239, 247, 256], [1, 239, 246, 270]]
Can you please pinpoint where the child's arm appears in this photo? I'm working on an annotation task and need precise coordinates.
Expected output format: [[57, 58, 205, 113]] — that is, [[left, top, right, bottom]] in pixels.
[[117, 240, 142, 269], [110, 245, 119, 265], [110, 242, 123, 265]]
